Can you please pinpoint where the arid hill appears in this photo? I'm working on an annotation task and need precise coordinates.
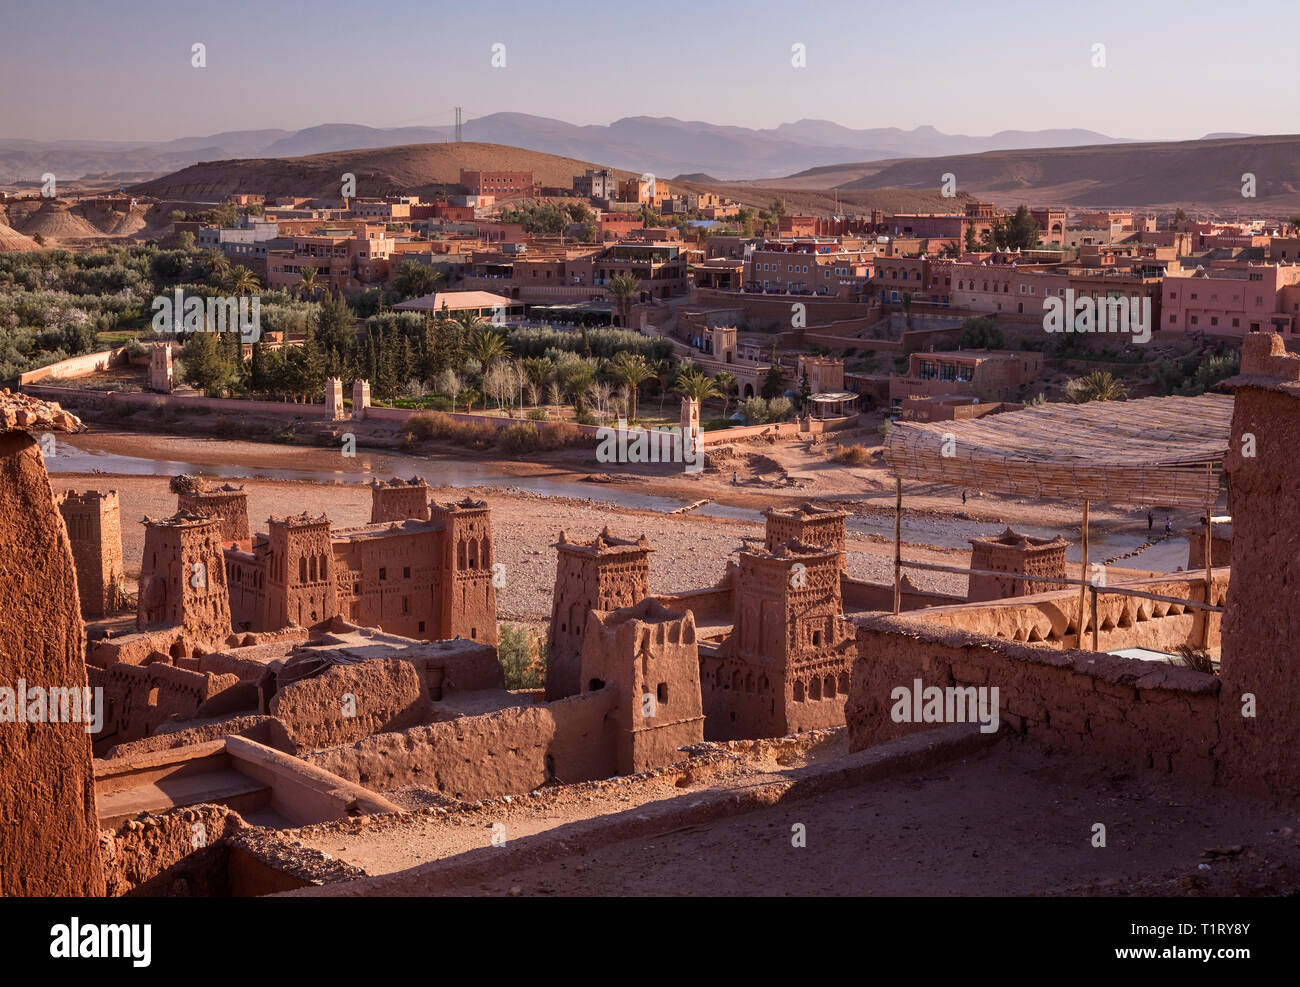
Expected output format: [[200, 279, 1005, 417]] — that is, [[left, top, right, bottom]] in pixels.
[[129, 142, 642, 202], [763, 133, 1300, 213]]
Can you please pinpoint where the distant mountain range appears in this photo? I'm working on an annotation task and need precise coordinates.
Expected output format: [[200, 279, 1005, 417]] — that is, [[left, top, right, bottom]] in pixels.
[[0, 114, 1142, 184]]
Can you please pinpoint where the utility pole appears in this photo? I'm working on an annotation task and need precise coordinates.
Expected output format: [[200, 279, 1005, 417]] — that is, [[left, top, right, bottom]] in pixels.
[[455, 107, 463, 142]]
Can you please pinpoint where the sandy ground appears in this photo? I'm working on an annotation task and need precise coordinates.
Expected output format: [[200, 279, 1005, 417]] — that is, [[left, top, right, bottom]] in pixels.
[[285, 734, 1300, 897], [49, 430, 982, 623]]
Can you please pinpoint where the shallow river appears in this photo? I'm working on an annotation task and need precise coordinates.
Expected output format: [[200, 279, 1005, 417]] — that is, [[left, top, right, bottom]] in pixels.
[[46, 436, 1190, 572]]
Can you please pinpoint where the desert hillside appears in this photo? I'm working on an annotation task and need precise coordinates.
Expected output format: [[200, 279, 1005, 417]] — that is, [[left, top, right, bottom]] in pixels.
[[766, 133, 1300, 212], [129, 142, 643, 202]]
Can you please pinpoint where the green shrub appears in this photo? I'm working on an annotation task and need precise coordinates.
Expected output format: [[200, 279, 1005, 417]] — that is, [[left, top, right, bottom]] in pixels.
[[498, 624, 543, 690]]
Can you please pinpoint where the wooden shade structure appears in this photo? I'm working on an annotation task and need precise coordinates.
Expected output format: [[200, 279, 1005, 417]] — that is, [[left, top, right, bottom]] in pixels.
[[883, 394, 1232, 510], [881, 394, 1233, 640]]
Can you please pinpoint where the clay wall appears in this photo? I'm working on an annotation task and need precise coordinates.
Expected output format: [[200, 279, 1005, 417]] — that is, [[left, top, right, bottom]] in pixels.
[[370, 480, 430, 523], [268, 659, 431, 753], [0, 429, 106, 895], [89, 661, 240, 750], [579, 602, 705, 774], [840, 574, 964, 612], [1219, 334, 1300, 797], [652, 584, 735, 621], [900, 573, 1229, 653], [306, 688, 619, 799], [178, 488, 250, 544], [846, 615, 1221, 782], [100, 805, 240, 897]]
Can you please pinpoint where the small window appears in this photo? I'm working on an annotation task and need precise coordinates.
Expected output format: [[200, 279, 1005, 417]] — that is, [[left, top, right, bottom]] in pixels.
[[657, 682, 668, 704], [403, 566, 411, 579], [379, 567, 387, 580]]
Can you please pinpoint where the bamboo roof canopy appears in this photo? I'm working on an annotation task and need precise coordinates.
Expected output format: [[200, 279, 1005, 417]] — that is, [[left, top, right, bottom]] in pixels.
[[883, 394, 1232, 509]]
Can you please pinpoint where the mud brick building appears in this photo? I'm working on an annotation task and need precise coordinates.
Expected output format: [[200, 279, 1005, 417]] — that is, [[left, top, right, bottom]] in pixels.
[[700, 539, 857, 740], [967, 527, 1070, 602], [177, 482, 251, 545], [546, 528, 654, 700], [57, 488, 125, 618], [225, 497, 498, 646]]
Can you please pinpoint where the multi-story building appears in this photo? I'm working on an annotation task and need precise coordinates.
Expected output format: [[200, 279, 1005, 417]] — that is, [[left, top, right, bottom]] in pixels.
[[745, 239, 874, 297], [459, 169, 533, 197], [1161, 262, 1300, 335], [573, 168, 617, 200], [265, 231, 395, 295], [889, 350, 1044, 405], [224, 498, 498, 646]]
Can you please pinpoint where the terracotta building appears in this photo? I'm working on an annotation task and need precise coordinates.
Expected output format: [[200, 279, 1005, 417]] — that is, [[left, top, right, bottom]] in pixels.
[[137, 512, 232, 641], [224, 496, 497, 646], [177, 482, 251, 545], [579, 598, 705, 773], [546, 529, 654, 699], [57, 488, 125, 618], [701, 538, 857, 741], [967, 527, 1069, 602]]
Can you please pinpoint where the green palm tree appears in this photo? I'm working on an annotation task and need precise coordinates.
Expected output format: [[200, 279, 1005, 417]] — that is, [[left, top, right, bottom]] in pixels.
[[521, 356, 555, 405], [225, 266, 260, 297], [674, 368, 722, 406], [466, 326, 508, 371], [607, 272, 641, 328], [394, 260, 443, 300], [298, 266, 320, 301], [454, 311, 487, 336], [610, 352, 656, 420], [713, 371, 737, 416], [1066, 370, 1128, 404], [206, 249, 231, 284]]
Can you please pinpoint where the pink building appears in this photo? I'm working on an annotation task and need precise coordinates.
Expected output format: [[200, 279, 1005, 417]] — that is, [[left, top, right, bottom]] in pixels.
[[1161, 263, 1300, 336]]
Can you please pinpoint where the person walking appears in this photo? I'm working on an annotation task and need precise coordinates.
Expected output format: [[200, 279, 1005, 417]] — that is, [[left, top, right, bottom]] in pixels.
[[1147, 511, 1153, 532], [962, 490, 967, 505], [1164, 517, 1172, 536]]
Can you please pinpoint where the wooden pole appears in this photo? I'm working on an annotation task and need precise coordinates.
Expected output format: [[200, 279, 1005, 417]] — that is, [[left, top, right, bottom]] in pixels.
[[1203, 500, 1214, 647], [1091, 586, 1100, 652], [1077, 500, 1090, 648], [893, 477, 902, 615]]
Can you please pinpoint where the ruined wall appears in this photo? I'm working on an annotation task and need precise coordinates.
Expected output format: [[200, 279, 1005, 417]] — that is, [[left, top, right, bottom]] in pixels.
[[0, 423, 104, 895], [846, 615, 1220, 782], [57, 489, 125, 618], [269, 659, 431, 753], [105, 714, 280, 759], [100, 805, 241, 897], [1219, 335, 1300, 796], [178, 488, 250, 544], [89, 661, 240, 751], [307, 689, 619, 799], [840, 573, 964, 612], [897, 573, 1228, 653]]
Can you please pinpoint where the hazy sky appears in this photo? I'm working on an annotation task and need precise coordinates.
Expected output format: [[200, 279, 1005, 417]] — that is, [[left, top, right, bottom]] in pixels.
[[2, 0, 1296, 143]]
